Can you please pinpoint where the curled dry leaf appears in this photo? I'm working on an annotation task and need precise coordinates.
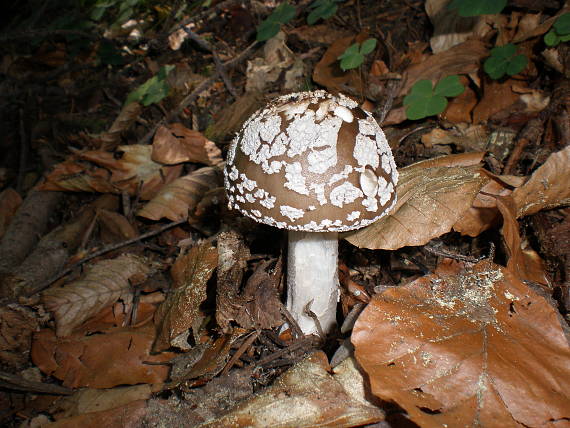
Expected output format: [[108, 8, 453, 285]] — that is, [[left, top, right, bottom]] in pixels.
[[97, 209, 138, 242], [353, 259, 570, 428], [151, 123, 223, 166], [495, 195, 550, 285], [98, 101, 143, 150], [452, 173, 524, 237], [152, 241, 218, 352], [39, 145, 182, 200], [344, 153, 488, 250], [42, 254, 152, 337], [199, 351, 385, 428], [512, 145, 570, 218], [31, 324, 172, 389], [137, 167, 221, 221]]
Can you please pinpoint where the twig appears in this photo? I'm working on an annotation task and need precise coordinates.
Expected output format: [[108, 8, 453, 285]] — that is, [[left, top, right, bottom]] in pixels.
[[25, 218, 187, 297], [255, 336, 314, 368], [180, 26, 237, 97], [279, 302, 304, 339], [221, 330, 260, 376]]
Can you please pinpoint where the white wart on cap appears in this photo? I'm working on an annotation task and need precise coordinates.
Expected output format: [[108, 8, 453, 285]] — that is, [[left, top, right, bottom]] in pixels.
[[224, 90, 398, 231]]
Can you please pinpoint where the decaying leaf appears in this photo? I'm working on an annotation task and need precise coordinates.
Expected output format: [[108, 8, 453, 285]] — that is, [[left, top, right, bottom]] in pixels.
[[344, 153, 488, 250], [353, 259, 570, 428], [97, 209, 138, 242], [50, 384, 154, 420], [151, 123, 223, 166], [512, 145, 570, 218], [137, 167, 222, 222], [39, 145, 182, 200], [98, 101, 143, 150], [31, 324, 172, 389], [42, 254, 152, 337], [0, 188, 22, 239], [153, 241, 218, 352], [199, 351, 385, 428], [0, 305, 38, 369]]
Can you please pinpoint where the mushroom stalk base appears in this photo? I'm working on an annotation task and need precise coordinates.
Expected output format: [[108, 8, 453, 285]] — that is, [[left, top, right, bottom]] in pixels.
[[287, 230, 339, 335]]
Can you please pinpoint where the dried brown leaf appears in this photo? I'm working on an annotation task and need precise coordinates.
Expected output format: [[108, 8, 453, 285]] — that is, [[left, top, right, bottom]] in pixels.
[[137, 167, 221, 221], [98, 102, 143, 150], [312, 33, 366, 94], [0, 305, 38, 369], [344, 154, 488, 250], [496, 195, 550, 285], [0, 188, 22, 239], [512, 145, 570, 218], [39, 145, 182, 200], [97, 209, 138, 242], [200, 351, 385, 428], [42, 254, 152, 337], [151, 123, 223, 166], [51, 384, 153, 420], [353, 260, 570, 428], [31, 324, 172, 388], [153, 241, 218, 352], [47, 400, 148, 428]]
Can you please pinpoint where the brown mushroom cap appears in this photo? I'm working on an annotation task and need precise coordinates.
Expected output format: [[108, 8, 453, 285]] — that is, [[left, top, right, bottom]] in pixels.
[[224, 90, 398, 232]]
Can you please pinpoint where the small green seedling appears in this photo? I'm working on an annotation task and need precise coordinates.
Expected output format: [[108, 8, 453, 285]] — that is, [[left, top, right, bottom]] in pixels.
[[307, 0, 342, 25], [337, 38, 377, 71], [126, 65, 175, 106], [404, 75, 465, 120], [447, 0, 506, 17], [544, 13, 570, 47], [484, 43, 528, 80], [256, 2, 296, 42]]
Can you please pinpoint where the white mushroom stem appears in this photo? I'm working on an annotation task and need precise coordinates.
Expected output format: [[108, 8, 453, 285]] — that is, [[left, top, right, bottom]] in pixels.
[[287, 230, 339, 335]]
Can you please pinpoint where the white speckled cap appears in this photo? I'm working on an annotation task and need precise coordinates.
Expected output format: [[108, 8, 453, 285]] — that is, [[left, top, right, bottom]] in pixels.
[[224, 90, 398, 232]]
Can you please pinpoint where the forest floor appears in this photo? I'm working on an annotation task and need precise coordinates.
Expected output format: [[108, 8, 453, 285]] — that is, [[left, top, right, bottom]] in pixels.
[[0, 0, 569, 427]]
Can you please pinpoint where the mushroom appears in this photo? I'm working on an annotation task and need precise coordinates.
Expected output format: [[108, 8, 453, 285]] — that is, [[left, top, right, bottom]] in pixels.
[[224, 90, 398, 335]]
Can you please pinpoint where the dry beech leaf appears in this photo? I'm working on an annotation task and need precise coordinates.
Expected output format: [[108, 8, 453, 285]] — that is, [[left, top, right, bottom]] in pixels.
[[353, 259, 570, 428], [153, 241, 218, 352], [496, 195, 550, 285], [137, 167, 221, 222], [452, 173, 524, 237], [31, 324, 172, 389], [51, 384, 154, 420], [39, 145, 182, 200], [472, 79, 523, 124], [98, 101, 143, 150], [97, 209, 138, 242], [312, 33, 366, 94], [344, 153, 488, 250], [0, 188, 22, 239], [512, 145, 570, 218], [47, 399, 148, 428], [42, 254, 152, 337], [199, 351, 385, 428], [151, 123, 223, 166], [0, 305, 38, 369]]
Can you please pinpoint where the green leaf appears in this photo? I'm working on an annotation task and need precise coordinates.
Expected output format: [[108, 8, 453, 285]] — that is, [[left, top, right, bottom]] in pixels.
[[339, 52, 364, 71], [448, 0, 506, 17], [256, 2, 296, 41], [256, 20, 281, 41], [338, 43, 360, 59], [506, 54, 528, 76], [404, 77, 461, 120], [268, 2, 296, 24], [553, 13, 570, 35], [406, 79, 434, 100], [544, 29, 559, 47], [484, 55, 507, 79], [360, 38, 377, 55], [490, 43, 517, 59], [434, 75, 465, 97], [561, 34, 570, 42], [126, 65, 175, 106], [484, 44, 527, 80], [307, 0, 338, 25]]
